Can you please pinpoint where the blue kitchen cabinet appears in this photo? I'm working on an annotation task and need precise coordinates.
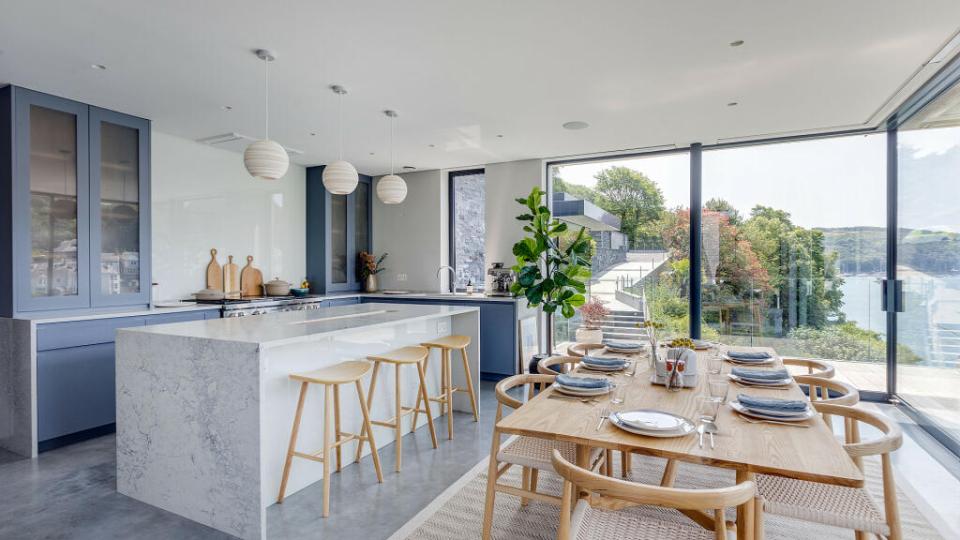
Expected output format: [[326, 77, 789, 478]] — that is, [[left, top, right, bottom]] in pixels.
[[36, 308, 217, 451], [361, 297, 519, 380], [324, 297, 361, 307], [305, 166, 373, 294], [0, 85, 152, 317]]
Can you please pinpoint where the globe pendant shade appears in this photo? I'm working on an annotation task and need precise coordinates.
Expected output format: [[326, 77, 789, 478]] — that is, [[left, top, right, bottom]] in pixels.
[[322, 160, 359, 194], [377, 174, 407, 204], [243, 139, 289, 180]]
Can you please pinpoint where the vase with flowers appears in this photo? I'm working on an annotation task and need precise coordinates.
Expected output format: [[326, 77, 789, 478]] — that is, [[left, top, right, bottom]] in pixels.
[[639, 320, 666, 368], [575, 297, 610, 343], [359, 251, 388, 292]]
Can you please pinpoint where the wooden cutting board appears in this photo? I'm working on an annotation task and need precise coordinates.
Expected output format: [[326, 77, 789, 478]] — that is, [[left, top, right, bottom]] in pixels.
[[240, 256, 264, 297], [223, 255, 240, 298], [205, 248, 222, 290]]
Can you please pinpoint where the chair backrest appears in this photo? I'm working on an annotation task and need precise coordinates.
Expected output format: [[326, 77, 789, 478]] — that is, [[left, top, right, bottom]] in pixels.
[[494, 373, 556, 421], [537, 355, 581, 376], [782, 357, 835, 379], [566, 342, 605, 358], [551, 450, 755, 540], [812, 403, 903, 460], [795, 375, 859, 406]]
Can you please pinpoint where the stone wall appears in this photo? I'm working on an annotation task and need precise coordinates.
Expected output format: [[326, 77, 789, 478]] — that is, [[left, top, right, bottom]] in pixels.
[[453, 172, 486, 289]]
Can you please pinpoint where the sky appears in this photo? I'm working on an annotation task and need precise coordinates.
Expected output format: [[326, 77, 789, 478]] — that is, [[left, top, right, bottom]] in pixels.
[[556, 133, 890, 229]]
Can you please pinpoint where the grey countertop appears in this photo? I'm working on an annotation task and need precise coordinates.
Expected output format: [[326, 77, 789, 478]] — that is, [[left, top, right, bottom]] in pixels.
[[121, 302, 479, 348]]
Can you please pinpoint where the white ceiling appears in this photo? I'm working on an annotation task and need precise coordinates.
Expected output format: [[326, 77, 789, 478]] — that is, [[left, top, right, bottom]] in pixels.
[[2, 1, 959, 175]]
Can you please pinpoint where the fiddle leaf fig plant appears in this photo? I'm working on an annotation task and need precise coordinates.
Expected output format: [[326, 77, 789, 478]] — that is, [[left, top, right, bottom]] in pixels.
[[510, 187, 592, 322]]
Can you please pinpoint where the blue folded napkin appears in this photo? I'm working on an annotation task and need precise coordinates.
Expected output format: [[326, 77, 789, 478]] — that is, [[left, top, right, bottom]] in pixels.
[[556, 374, 610, 389], [731, 368, 790, 381], [737, 393, 808, 413], [604, 340, 642, 349], [582, 355, 628, 368], [727, 350, 772, 361]]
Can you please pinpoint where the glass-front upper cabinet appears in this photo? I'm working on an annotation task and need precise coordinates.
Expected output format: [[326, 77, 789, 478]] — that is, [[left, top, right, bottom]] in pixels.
[[14, 89, 91, 311], [89, 107, 150, 306]]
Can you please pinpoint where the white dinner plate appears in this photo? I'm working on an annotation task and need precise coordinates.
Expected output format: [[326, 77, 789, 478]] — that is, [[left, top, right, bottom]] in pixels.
[[729, 400, 816, 422], [728, 373, 793, 387], [615, 409, 686, 431], [553, 383, 613, 397], [610, 412, 696, 438], [605, 345, 646, 354], [580, 359, 628, 372], [722, 354, 776, 365]]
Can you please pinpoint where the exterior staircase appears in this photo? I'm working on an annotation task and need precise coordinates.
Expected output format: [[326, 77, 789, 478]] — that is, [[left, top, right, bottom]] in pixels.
[[598, 310, 647, 341]]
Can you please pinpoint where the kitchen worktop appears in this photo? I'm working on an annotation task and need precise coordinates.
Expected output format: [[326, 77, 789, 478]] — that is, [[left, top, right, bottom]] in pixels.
[[123, 302, 478, 349], [355, 291, 519, 303], [7, 303, 220, 324]]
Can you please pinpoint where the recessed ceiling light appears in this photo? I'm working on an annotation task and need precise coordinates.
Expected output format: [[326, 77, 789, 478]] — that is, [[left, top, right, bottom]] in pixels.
[[562, 121, 589, 130], [309, 131, 316, 136], [91, 64, 107, 70], [729, 40, 745, 47], [221, 105, 233, 111], [428, 144, 436, 148], [369, 152, 375, 156], [727, 102, 739, 107], [496, 134, 504, 138], [402, 165, 416, 171]]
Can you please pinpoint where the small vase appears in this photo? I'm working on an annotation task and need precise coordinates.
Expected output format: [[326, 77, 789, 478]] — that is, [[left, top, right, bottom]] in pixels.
[[575, 326, 603, 344], [364, 274, 378, 293]]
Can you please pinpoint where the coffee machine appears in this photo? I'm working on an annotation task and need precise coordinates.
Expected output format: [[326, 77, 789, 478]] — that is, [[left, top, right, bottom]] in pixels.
[[486, 262, 515, 296]]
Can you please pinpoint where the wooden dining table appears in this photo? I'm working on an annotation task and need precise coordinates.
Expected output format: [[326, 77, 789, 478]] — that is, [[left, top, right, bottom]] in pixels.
[[496, 344, 864, 540]]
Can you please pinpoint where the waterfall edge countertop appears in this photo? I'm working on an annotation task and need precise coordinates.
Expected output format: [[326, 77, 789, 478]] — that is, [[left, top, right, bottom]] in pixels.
[[121, 302, 479, 348]]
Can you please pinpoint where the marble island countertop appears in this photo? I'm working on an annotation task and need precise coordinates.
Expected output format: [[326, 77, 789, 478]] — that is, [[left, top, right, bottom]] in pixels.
[[121, 302, 478, 348]]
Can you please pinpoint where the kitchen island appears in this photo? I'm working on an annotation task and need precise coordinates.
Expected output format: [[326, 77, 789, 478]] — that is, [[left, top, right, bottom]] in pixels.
[[115, 302, 480, 540]]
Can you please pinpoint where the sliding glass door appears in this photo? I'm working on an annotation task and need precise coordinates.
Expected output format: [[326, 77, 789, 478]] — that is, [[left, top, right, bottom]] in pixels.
[[896, 83, 960, 446]]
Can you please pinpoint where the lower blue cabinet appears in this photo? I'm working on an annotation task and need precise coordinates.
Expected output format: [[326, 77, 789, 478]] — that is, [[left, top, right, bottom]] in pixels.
[[324, 297, 361, 307], [37, 343, 118, 441], [361, 297, 518, 380]]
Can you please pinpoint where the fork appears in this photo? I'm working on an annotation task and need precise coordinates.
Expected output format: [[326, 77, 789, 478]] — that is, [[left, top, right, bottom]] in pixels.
[[596, 407, 610, 431], [739, 416, 809, 428]]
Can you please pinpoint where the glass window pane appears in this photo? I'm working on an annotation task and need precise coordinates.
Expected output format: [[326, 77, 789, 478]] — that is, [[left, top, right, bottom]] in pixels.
[[702, 134, 887, 392], [897, 82, 960, 444], [29, 105, 79, 297], [99, 122, 140, 295], [451, 170, 485, 290], [331, 194, 347, 283], [550, 153, 690, 346]]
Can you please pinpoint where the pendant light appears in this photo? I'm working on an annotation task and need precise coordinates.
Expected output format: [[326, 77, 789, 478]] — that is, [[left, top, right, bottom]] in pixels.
[[376, 110, 407, 204], [322, 85, 359, 194], [243, 49, 289, 181]]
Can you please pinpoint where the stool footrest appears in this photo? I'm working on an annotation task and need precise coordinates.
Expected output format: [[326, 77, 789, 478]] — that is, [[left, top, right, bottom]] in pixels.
[[292, 450, 325, 463], [331, 433, 363, 449]]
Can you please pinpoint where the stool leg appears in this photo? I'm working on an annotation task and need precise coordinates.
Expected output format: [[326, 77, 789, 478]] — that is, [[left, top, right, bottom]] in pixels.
[[333, 384, 342, 473], [395, 364, 403, 472], [322, 384, 332, 517], [459, 347, 479, 422], [411, 353, 430, 432], [355, 361, 381, 464], [416, 360, 439, 448], [355, 380, 383, 483], [277, 381, 308, 503], [445, 349, 453, 440]]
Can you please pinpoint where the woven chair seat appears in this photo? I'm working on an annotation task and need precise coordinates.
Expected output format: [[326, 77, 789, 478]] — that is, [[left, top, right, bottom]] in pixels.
[[497, 436, 600, 470], [757, 473, 889, 535], [571, 501, 714, 540]]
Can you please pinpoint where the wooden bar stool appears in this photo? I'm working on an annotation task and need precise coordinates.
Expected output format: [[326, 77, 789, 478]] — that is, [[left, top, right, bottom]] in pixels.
[[413, 335, 479, 439], [277, 360, 383, 517], [358, 346, 439, 472]]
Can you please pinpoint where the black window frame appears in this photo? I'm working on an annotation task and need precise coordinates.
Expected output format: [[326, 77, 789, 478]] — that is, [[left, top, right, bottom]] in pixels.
[[448, 168, 486, 293]]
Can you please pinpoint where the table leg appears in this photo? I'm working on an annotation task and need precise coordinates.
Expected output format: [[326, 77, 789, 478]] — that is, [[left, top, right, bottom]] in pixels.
[[736, 469, 756, 540], [575, 445, 591, 500]]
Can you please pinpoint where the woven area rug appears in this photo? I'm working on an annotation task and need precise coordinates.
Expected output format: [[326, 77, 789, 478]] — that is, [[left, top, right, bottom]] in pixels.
[[390, 452, 943, 540]]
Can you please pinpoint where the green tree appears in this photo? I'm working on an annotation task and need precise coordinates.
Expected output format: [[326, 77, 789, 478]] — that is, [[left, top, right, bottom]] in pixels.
[[593, 166, 666, 248], [704, 198, 742, 226], [553, 176, 599, 205]]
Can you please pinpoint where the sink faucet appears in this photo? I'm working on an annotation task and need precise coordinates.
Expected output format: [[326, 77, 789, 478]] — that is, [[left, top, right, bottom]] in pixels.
[[437, 265, 456, 293]]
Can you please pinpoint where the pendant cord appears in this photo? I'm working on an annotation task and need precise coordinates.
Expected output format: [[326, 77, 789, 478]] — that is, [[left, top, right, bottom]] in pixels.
[[338, 92, 343, 161], [389, 115, 395, 175], [264, 57, 269, 140]]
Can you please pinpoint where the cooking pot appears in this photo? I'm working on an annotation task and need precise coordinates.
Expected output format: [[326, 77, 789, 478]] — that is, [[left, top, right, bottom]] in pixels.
[[265, 277, 292, 296]]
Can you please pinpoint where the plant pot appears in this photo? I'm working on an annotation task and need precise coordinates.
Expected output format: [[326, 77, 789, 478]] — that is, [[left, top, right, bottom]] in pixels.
[[364, 274, 378, 293], [575, 326, 603, 344]]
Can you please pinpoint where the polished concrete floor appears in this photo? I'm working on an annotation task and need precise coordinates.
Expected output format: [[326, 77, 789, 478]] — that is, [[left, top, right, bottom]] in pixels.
[[1, 385, 959, 539]]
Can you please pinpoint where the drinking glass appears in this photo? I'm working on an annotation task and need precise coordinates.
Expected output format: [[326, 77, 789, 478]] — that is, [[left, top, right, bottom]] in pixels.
[[707, 375, 730, 403], [610, 383, 626, 405], [707, 347, 723, 374], [698, 396, 722, 424]]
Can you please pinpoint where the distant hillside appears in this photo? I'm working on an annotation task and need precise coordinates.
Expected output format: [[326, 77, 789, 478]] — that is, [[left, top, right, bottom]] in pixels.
[[818, 226, 959, 274]]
